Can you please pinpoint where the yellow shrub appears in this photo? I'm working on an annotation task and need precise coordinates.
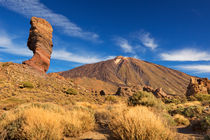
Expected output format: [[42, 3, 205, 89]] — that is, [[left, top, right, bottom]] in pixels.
[[173, 114, 190, 126], [0, 103, 95, 140], [108, 106, 175, 140]]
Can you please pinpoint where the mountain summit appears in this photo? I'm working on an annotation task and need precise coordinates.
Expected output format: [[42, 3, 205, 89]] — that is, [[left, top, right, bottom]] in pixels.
[[59, 56, 191, 95]]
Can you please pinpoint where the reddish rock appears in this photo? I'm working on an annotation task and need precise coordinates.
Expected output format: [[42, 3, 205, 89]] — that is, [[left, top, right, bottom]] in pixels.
[[143, 86, 171, 99], [186, 77, 210, 96], [153, 88, 171, 98], [23, 17, 53, 73], [48, 73, 65, 80]]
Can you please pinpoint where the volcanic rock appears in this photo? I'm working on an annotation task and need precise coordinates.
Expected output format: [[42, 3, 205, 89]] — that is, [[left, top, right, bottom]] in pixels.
[[100, 90, 106, 96], [115, 86, 142, 96], [23, 17, 53, 73], [186, 77, 210, 96], [59, 56, 191, 96], [143, 86, 171, 99]]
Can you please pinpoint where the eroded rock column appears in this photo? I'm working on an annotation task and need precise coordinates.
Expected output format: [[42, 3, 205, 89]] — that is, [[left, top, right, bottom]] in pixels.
[[23, 17, 53, 73]]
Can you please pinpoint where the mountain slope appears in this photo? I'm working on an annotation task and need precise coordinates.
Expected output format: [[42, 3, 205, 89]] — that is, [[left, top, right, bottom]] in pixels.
[[59, 56, 191, 96]]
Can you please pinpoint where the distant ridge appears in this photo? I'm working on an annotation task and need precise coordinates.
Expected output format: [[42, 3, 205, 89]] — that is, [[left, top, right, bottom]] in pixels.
[[59, 56, 191, 95]]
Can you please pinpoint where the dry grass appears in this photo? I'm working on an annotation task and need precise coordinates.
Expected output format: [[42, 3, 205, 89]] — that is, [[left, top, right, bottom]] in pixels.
[[173, 114, 190, 126], [108, 106, 175, 140], [0, 103, 95, 140]]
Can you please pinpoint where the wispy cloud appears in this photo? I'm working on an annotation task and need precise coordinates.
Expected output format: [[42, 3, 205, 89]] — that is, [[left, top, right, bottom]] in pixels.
[[52, 49, 103, 64], [105, 56, 115, 60], [0, 30, 105, 64], [115, 37, 134, 53], [0, 0, 99, 42], [176, 65, 210, 73], [139, 32, 158, 50], [160, 49, 210, 61], [0, 31, 32, 56]]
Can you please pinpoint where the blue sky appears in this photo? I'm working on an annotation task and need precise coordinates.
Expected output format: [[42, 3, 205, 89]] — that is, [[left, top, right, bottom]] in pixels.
[[0, 0, 210, 78]]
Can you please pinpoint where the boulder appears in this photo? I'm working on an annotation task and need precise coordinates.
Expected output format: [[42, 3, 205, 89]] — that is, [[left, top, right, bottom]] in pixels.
[[23, 17, 53, 73], [186, 77, 210, 96], [143, 86, 171, 99], [100, 90, 106, 96], [153, 88, 170, 98], [115, 86, 142, 96]]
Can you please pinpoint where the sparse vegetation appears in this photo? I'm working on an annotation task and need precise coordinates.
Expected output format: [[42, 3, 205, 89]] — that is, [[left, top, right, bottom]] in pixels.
[[64, 88, 78, 95], [183, 105, 203, 118], [108, 106, 175, 140], [128, 91, 165, 110], [194, 93, 210, 104], [168, 103, 203, 118], [173, 114, 190, 126], [20, 81, 34, 88], [2, 62, 11, 67], [163, 97, 182, 104], [105, 95, 118, 103], [200, 116, 210, 132], [0, 103, 95, 139], [0, 62, 208, 139]]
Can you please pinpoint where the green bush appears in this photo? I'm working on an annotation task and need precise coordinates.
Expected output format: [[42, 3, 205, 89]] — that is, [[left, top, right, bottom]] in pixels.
[[188, 96, 197, 101], [188, 93, 210, 105], [173, 114, 190, 126], [105, 96, 118, 103], [163, 97, 181, 104], [20, 82, 34, 88], [128, 91, 165, 110], [64, 88, 77, 95], [183, 105, 203, 118], [195, 93, 210, 102], [168, 105, 203, 118], [161, 113, 177, 126], [200, 116, 210, 132]]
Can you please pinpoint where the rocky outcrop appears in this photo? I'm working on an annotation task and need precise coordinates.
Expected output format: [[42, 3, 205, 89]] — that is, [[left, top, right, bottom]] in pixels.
[[115, 86, 142, 96], [186, 77, 210, 96], [100, 90, 106, 96], [23, 17, 53, 73], [115, 85, 171, 99], [143, 86, 172, 99], [48, 73, 65, 80]]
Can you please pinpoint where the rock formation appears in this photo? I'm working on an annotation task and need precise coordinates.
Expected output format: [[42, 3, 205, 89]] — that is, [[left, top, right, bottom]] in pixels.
[[186, 77, 210, 96], [115, 85, 172, 99], [23, 17, 53, 73], [115, 86, 142, 96], [143, 86, 172, 99], [100, 90, 106, 96]]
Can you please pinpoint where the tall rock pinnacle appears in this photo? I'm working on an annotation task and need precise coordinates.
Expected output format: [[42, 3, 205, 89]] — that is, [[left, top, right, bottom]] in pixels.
[[23, 17, 53, 73]]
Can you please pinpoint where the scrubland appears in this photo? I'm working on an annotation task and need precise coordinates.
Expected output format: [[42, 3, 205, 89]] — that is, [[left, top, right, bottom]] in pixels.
[[0, 62, 209, 140]]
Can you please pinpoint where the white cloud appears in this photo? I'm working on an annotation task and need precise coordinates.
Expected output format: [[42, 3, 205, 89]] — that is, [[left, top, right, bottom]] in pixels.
[[52, 49, 102, 64], [161, 49, 210, 61], [0, 32, 32, 56], [139, 32, 158, 49], [0, 0, 99, 42], [176, 65, 210, 73], [115, 37, 133, 53], [0, 31, 104, 64], [104, 56, 115, 60]]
